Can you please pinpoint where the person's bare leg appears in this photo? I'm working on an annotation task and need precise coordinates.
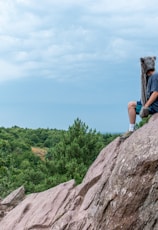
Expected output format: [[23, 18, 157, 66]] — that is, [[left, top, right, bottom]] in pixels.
[[120, 101, 137, 140], [128, 101, 137, 125]]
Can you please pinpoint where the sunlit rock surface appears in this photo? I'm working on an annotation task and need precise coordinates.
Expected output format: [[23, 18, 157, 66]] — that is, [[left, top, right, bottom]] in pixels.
[[1, 114, 158, 230]]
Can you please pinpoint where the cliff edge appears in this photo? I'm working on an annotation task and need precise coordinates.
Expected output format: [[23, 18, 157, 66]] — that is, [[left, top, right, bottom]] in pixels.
[[1, 114, 158, 230]]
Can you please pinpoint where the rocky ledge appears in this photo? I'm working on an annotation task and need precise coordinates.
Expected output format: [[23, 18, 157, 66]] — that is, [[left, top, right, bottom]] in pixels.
[[1, 114, 158, 230]]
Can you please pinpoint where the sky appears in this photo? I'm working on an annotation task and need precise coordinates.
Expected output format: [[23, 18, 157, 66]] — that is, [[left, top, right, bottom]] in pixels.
[[0, 0, 158, 133]]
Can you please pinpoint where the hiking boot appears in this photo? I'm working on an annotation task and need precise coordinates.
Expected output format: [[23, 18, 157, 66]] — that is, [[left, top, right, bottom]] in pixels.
[[120, 131, 133, 141]]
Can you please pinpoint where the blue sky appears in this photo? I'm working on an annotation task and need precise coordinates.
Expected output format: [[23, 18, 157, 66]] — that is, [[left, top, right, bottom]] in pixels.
[[0, 0, 158, 133]]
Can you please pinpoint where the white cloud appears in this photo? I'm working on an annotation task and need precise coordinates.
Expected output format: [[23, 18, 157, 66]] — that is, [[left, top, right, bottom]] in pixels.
[[0, 60, 22, 82], [89, 0, 158, 13], [0, 0, 158, 83]]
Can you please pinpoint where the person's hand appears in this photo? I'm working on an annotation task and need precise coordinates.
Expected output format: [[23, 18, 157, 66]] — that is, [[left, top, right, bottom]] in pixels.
[[139, 106, 149, 118]]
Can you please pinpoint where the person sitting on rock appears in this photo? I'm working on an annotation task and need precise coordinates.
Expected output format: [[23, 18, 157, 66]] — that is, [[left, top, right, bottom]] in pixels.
[[121, 67, 158, 140]]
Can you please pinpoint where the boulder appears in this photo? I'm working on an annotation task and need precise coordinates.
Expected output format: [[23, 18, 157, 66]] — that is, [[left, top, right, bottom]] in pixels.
[[0, 186, 25, 221], [1, 114, 158, 230], [1, 186, 25, 207]]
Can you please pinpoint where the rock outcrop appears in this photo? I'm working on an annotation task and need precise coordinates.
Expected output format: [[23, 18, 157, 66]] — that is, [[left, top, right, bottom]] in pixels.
[[1, 114, 158, 230], [0, 186, 25, 222]]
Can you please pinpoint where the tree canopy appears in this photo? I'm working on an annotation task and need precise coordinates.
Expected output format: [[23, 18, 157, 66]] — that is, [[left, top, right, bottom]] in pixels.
[[0, 118, 119, 198]]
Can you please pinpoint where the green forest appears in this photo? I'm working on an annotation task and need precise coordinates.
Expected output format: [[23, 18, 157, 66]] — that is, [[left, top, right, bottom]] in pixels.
[[0, 118, 119, 198]]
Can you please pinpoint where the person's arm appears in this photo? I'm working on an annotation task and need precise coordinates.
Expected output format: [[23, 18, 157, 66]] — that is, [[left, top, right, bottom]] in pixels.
[[144, 91, 158, 107]]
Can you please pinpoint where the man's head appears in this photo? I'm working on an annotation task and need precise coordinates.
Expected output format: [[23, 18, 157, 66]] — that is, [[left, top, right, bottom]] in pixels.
[[140, 56, 156, 76], [146, 68, 155, 76], [140, 56, 156, 105]]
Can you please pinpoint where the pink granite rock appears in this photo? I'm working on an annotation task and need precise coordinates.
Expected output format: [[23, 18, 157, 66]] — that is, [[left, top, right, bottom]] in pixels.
[[1, 114, 158, 230]]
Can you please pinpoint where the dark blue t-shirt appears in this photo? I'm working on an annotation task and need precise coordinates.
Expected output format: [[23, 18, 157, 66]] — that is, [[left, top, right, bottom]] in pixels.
[[146, 72, 158, 112]]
